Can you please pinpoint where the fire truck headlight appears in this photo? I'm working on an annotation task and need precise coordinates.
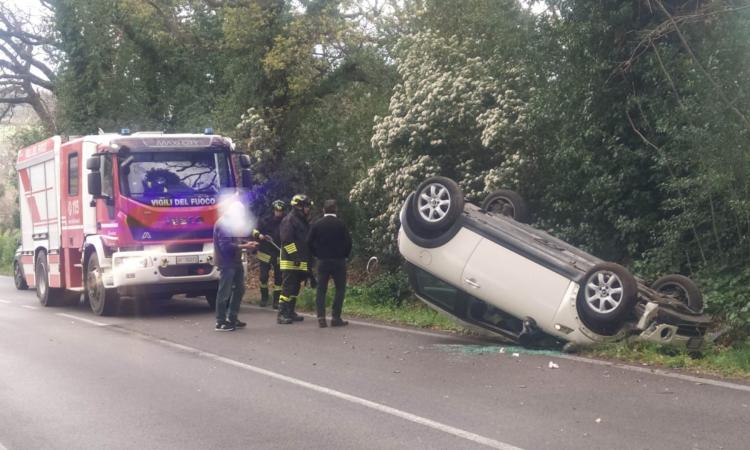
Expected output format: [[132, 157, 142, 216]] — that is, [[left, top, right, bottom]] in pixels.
[[114, 256, 152, 269]]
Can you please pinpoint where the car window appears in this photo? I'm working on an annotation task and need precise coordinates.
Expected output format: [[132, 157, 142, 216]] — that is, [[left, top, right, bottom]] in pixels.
[[414, 268, 462, 313]]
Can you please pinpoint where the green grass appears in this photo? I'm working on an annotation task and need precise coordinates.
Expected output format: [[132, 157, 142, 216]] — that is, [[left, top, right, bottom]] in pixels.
[[584, 340, 750, 380]]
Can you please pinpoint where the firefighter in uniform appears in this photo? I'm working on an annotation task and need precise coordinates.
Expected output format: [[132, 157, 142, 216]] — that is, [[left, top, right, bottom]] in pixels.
[[278, 194, 313, 324], [252, 200, 285, 309]]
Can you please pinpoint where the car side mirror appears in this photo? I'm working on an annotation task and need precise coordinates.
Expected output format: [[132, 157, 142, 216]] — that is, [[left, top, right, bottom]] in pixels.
[[241, 169, 252, 189], [239, 154, 252, 169]]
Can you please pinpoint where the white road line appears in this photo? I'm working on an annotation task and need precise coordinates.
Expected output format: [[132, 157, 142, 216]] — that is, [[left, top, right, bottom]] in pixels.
[[0, 299, 11, 304], [157, 338, 524, 450], [0, 441, 8, 450], [21, 305, 38, 310], [56, 313, 110, 327]]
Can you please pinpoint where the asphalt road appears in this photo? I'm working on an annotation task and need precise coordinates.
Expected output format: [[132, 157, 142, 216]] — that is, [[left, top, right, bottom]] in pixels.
[[1, 276, 749, 450]]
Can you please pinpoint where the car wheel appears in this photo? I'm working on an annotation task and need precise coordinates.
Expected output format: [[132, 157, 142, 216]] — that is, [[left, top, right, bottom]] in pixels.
[[651, 274, 703, 313], [14, 261, 28, 290], [481, 189, 530, 223], [409, 176, 464, 233], [577, 262, 637, 326], [205, 292, 217, 310], [86, 254, 119, 316]]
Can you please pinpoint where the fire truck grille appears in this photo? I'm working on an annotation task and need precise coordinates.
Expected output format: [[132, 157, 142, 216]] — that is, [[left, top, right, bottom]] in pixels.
[[159, 264, 214, 277], [127, 216, 213, 241]]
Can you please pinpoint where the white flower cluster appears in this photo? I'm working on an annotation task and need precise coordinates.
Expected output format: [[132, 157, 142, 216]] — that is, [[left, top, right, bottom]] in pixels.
[[352, 30, 531, 256], [234, 107, 277, 165]]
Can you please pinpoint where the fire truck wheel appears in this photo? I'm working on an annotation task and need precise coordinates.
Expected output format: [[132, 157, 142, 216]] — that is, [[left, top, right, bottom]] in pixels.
[[86, 254, 119, 316], [35, 251, 65, 307], [205, 292, 217, 310]]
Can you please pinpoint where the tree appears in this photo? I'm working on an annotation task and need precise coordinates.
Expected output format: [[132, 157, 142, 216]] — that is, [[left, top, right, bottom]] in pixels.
[[0, 2, 58, 132], [350, 0, 534, 258], [229, 0, 396, 235], [54, 0, 223, 133]]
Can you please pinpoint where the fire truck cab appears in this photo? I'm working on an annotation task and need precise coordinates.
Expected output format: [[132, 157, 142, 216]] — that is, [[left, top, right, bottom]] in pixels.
[[16, 131, 251, 315]]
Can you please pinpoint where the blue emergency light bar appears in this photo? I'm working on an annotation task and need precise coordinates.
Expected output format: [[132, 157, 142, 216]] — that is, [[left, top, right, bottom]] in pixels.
[[203, 127, 214, 135], [120, 128, 131, 135]]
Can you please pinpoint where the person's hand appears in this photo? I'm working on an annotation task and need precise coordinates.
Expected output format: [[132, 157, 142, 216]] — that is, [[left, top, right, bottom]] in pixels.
[[240, 241, 259, 250], [259, 234, 267, 241]]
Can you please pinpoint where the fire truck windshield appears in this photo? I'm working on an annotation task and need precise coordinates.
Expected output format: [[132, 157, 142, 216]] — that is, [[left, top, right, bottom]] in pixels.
[[119, 150, 231, 207]]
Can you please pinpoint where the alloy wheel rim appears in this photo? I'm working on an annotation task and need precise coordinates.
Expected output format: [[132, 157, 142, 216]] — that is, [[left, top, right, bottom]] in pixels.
[[584, 270, 624, 314], [417, 183, 451, 222]]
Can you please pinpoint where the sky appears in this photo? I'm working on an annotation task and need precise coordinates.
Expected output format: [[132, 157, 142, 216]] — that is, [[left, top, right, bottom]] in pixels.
[[5, 0, 48, 19]]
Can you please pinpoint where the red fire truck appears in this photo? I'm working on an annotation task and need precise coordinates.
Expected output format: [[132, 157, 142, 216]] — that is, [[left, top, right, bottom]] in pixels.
[[15, 131, 251, 315]]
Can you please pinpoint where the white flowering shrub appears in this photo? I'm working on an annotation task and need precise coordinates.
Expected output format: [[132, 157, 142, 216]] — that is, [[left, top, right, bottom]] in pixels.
[[351, 30, 531, 257], [233, 107, 280, 183]]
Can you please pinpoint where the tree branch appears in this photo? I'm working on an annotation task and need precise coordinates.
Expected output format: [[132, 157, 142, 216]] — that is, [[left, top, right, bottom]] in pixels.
[[653, 0, 750, 129]]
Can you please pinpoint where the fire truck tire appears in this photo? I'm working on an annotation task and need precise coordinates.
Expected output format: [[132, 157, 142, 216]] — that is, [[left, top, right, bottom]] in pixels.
[[35, 251, 65, 307], [205, 292, 217, 310], [86, 254, 119, 316]]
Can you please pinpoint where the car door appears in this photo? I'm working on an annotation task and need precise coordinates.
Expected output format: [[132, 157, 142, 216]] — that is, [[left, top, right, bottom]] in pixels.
[[460, 237, 572, 327]]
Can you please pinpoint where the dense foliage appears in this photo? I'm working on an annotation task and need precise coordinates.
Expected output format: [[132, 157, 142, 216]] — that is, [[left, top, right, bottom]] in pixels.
[[3, 0, 750, 333]]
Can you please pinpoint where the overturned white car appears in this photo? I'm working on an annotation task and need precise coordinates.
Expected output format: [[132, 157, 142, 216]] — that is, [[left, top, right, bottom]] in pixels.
[[398, 176, 712, 350]]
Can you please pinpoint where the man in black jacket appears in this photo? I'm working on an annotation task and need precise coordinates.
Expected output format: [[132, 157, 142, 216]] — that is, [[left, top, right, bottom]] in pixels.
[[307, 199, 352, 328], [278, 194, 313, 324], [252, 200, 285, 309]]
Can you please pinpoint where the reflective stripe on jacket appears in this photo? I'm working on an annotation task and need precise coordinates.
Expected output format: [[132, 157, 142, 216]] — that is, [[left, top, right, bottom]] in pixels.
[[279, 209, 310, 272]]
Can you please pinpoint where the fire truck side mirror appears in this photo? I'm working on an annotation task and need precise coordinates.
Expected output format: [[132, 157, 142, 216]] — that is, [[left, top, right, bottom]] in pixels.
[[241, 169, 252, 188], [239, 154, 251, 168], [88, 172, 102, 197], [86, 156, 101, 171]]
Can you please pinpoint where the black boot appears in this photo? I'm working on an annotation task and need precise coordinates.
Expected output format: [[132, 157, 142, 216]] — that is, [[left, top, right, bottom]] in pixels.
[[272, 290, 280, 310], [259, 287, 269, 307], [290, 298, 304, 322], [277, 302, 292, 324]]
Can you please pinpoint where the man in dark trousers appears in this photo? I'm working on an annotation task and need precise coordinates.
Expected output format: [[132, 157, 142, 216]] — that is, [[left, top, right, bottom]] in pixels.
[[213, 200, 258, 331], [307, 199, 352, 328], [278, 194, 313, 324], [252, 199, 285, 309]]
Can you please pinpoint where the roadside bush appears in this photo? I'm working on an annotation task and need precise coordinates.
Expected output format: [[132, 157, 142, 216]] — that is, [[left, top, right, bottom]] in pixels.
[[350, 270, 412, 308], [0, 229, 19, 275], [697, 267, 750, 338]]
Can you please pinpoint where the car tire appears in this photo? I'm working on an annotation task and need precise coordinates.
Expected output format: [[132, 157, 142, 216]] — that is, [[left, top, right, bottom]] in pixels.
[[481, 189, 530, 223], [577, 262, 637, 327], [14, 261, 28, 290], [85, 254, 119, 316], [409, 176, 464, 233], [651, 274, 703, 313]]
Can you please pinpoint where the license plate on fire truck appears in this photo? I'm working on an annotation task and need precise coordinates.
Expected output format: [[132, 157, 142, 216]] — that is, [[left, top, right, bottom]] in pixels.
[[175, 255, 199, 265]]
